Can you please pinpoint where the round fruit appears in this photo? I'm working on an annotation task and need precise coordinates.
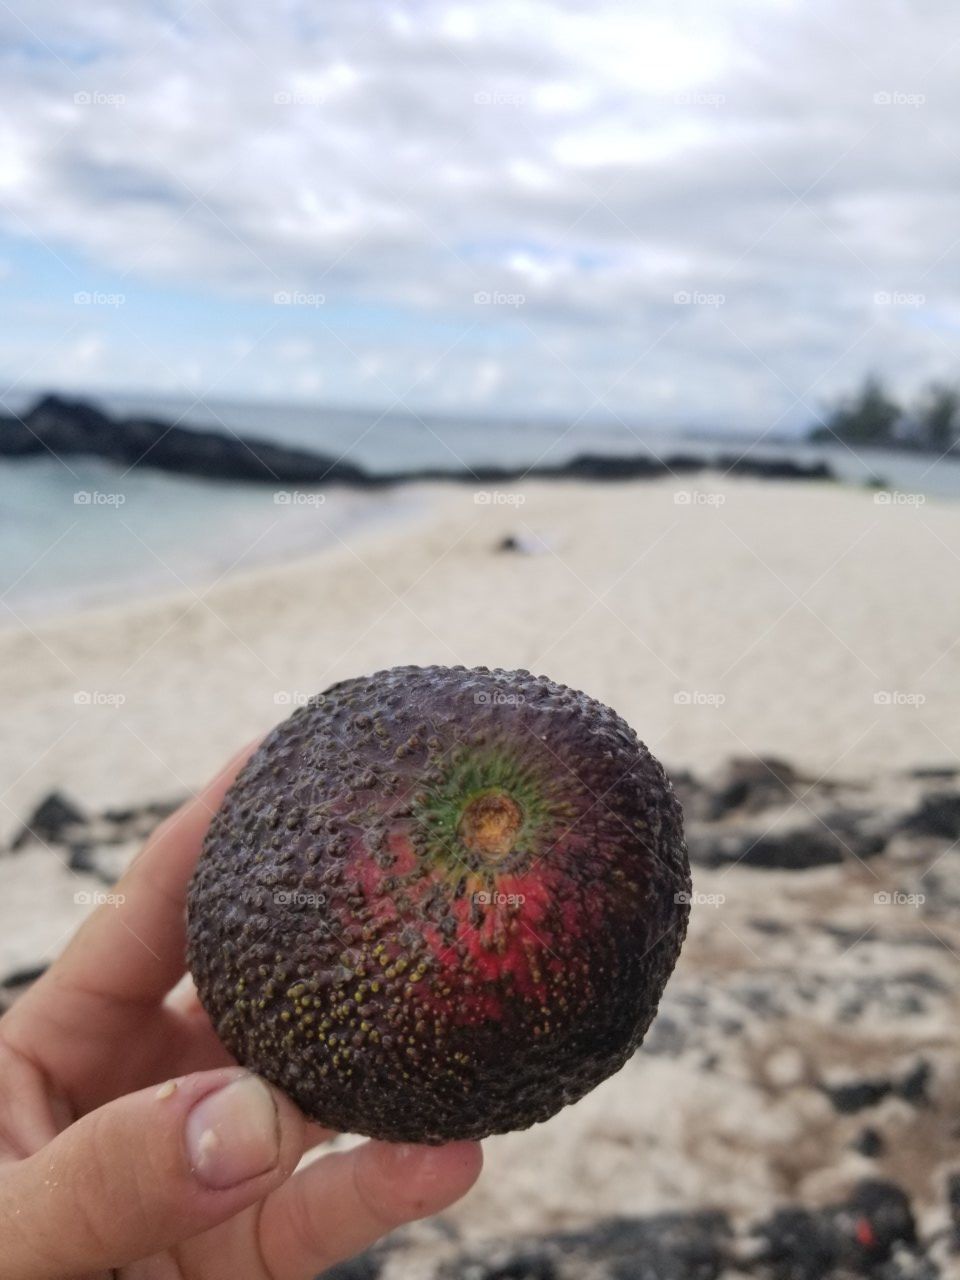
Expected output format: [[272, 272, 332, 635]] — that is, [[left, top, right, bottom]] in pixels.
[[186, 665, 690, 1142]]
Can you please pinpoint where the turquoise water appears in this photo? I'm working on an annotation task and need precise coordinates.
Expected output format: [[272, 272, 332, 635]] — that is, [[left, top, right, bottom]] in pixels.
[[1, 391, 958, 615], [0, 452, 423, 618]]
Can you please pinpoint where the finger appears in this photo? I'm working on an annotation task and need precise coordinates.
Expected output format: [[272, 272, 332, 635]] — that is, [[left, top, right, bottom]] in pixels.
[[136, 977, 242, 1083], [51, 738, 260, 1005], [1, 742, 259, 1111], [0, 1068, 305, 1280], [257, 1139, 483, 1280], [143, 990, 337, 1147]]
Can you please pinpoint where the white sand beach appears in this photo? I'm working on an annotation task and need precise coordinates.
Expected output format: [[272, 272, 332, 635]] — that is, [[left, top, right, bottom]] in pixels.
[[1, 474, 957, 827], [1, 474, 959, 1267]]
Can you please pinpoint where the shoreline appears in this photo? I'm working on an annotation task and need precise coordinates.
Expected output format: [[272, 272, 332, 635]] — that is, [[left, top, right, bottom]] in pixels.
[[4, 466, 846, 626], [0, 473, 957, 830], [3, 477, 437, 623], [3, 394, 839, 487], [2, 460, 945, 624]]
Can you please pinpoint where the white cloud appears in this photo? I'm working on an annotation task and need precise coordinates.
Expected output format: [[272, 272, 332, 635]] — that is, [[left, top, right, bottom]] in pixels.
[[0, 0, 959, 425]]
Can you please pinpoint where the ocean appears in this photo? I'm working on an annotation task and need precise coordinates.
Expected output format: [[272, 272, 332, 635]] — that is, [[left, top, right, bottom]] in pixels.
[[2, 390, 958, 616]]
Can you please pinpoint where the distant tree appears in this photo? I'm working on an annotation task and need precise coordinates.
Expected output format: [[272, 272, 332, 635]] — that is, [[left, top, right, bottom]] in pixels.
[[811, 375, 902, 446], [911, 381, 960, 453]]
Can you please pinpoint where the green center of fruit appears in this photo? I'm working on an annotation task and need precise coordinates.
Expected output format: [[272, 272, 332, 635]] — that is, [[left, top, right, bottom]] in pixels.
[[412, 744, 562, 875], [457, 790, 523, 861]]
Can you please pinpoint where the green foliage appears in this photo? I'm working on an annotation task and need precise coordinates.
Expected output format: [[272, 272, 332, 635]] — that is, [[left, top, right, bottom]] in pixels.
[[811, 374, 960, 452], [913, 381, 960, 452]]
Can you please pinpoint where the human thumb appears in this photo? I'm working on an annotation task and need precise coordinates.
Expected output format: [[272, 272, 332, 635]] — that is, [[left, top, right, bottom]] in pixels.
[[0, 1067, 307, 1278]]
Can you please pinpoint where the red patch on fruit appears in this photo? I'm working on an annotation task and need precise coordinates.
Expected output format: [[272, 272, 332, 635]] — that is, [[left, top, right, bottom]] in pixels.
[[855, 1218, 876, 1249]]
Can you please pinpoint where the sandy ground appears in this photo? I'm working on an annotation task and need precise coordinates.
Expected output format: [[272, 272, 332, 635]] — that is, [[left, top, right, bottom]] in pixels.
[[1, 473, 959, 1267], [0, 474, 957, 832]]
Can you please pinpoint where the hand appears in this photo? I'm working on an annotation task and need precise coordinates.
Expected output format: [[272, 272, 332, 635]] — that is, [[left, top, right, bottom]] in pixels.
[[0, 745, 482, 1279]]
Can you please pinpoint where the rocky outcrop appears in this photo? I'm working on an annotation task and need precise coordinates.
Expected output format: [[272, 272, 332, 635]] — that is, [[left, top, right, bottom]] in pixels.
[[10, 790, 87, 849], [330, 1180, 946, 1279], [899, 792, 960, 840], [677, 760, 896, 870], [821, 1061, 931, 1115], [0, 395, 837, 487], [5, 762, 959, 1277], [2, 395, 368, 484]]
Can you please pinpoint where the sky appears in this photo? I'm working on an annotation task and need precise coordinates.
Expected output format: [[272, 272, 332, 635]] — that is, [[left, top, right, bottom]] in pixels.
[[2, 0, 960, 431]]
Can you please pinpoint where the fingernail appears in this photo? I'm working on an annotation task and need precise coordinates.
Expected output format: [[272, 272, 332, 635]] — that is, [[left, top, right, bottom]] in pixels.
[[185, 1075, 280, 1189]]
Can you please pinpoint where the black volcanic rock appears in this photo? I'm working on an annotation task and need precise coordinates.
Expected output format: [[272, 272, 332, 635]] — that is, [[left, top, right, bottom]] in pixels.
[[718, 453, 834, 481], [708, 756, 802, 818], [439, 1212, 733, 1280], [3, 394, 368, 485], [898, 1059, 932, 1106], [899, 792, 960, 840], [10, 790, 87, 850], [1, 964, 48, 989], [428, 1183, 922, 1280], [822, 1061, 932, 1115], [910, 765, 958, 781], [25, 394, 114, 441], [689, 822, 886, 870], [0, 395, 838, 487], [754, 1179, 917, 1279], [824, 1078, 895, 1114], [854, 1126, 886, 1157], [948, 1171, 960, 1250], [546, 451, 682, 479]]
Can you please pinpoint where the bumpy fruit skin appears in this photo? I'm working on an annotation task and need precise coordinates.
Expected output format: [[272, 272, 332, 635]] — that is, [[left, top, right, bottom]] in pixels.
[[186, 666, 690, 1142]]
